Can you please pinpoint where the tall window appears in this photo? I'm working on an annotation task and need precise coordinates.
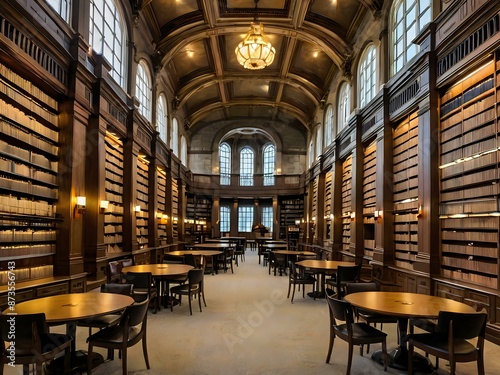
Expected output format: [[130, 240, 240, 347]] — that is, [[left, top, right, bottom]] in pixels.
[[263, 144, 275, 186], [315, 125, 323, 160], [220, 206, 230, 233], [180, 136, 187, 166], [359, 45, 377, 108], [47, 0, 71, 22], [135, 61, 151, 122], [240, 147, 254, 186], [338, 82, 351, 133], [324, 105, 333, 147], [219, 143, 231, 185], [171, 118, 178, 155], [391, 0, 431, 75], [157, 94, 167, 143], [89, 0, 125, 87], [238, 206, 254, 232], [262, 206, 273, 234]]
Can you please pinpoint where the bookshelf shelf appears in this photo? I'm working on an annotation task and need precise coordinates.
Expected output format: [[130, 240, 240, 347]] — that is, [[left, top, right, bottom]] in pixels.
[[0, 63, 59, 286], [136, 156, 149, 247], [324, 171, 332, 243], [363, 140, 376, 259], [439, 60, 499, 289], [341, 155, 352, 253], [104, 132, 124, 254], [279, 196, 304, 238], [393, 114, 419, 270]]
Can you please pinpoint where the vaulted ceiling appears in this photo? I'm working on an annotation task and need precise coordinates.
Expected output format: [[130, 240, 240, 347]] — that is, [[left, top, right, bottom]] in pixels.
[[139, 0, 384, 138]]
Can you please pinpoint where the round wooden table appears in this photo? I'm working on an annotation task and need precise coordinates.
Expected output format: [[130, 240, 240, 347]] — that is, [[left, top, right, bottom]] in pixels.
[[345, 291, 477, 371], [6, 292, 134, 374], [168, 250, 222, 274], [270, 250, 316, 276], [122, 263, 193, 277], [189, 243, 233, 249], [295, 260, 355, 298]]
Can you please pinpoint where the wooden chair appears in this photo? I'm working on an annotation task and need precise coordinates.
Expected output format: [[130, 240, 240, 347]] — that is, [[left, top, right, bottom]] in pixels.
[[170, 268, 206, 315], [217, 248, 234, 273], [268, 252, 286, 276], [287, 260, 316, 303], [345, 282, 398, 353], [76, 283, 134, 337], [87, 298, 150, 375], [124, 271, 159, 313], [107, 260, 123, 283], [408, 311, 487, 375], [0, 313, 73, 375], [326, 264, 361, 298], [325, 290, 388, 374]]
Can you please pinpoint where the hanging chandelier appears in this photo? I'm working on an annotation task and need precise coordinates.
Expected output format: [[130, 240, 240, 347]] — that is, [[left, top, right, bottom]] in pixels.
[[234, 0, 276, 70]]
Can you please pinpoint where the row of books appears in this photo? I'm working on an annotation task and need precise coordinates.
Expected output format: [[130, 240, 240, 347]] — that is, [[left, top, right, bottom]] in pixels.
[[0, 177, 57, 199], [0, 244, 55, 257], [442, 243, 497, 258], [0, 63, 57, 109], [0, 230, 56, 242], [0, 195, 55, 216], [105, 190, 124, 203], [0, 119, 58, 156]]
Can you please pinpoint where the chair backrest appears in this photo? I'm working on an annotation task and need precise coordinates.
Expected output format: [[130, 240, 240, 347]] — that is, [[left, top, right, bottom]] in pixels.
[[163, 254, 184, 264], [121, 258, 133, 267], [107, 261, 123, 283], [437, 311, 487, 340], [101, 283, 134, 295], [326, 292, 355, 326], [120, 297, 149, 327], [188, 268, 204, 286], [345, 281, 379, 295], [0, 313, 47, 353], [184, 253, 197, 267], [125, 272, 153, 289], [337, 265, 361, 283]]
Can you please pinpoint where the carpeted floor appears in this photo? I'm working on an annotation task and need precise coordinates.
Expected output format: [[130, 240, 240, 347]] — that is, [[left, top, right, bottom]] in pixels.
[[5, 250, 500, 374]]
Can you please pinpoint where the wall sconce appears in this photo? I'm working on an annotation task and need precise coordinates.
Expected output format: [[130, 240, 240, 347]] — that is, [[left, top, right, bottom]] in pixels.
[[74, 196, 86, 218], [350, 211, 355, 221], [134, 205, 141, 213], [295, 219, 301, 225], [100, 200, 109, 214], [417, 205, 423, 219], [374, 210, 382, 221]]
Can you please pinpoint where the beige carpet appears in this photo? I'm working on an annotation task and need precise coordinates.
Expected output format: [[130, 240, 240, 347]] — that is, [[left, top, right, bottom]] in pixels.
[[5, 251, 500, 374]]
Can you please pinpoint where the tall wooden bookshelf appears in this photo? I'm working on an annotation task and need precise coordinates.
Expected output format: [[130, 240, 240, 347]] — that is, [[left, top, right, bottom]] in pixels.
[[439, 60, 498, 289], [185, 194, 212, 240], [104, 132, 124, 254], [363, 140, 376, 260], [156, 167, 167, 243], [136, 155, 149, 247], [279, 196, 304, 238], [172, 178, 179, 242], [311, 177, 318, 239], [324, 170, 333, 244], [341, 155, 352, 253], [392, 113, 419, 270], [0, 63, 59, 284]]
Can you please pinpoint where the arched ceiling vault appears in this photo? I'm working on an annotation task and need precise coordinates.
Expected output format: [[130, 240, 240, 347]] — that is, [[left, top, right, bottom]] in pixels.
[[139, 0, 384, 138]]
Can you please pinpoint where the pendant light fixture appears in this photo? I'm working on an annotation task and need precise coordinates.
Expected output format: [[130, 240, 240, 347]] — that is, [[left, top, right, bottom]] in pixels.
[[235, 0, 276, 70]]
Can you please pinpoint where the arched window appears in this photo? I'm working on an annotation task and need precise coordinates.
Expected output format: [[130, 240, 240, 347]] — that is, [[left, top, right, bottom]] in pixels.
[[171, 118, 178, 156], [308, 140, 314, 167], [240, 147, 254, 186], [315, 125, 323, 159], [180, 136, 187, 166], [359, 45, 377, 108], [135, 60, 151, 122], [338, 82, 351, 133], [324, 105, 334, 147], [47, 0, 71, 22], [156, 94, 167, 144], [391, 0, 431, 75], [220, 205, 230, 233], [89, 0, 125, 87], [263, 144, 275, 186], [219, 143, 231, 185]]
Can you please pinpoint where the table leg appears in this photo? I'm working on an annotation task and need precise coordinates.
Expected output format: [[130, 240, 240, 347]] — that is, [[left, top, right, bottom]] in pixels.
[[370, 318, 433, 372]]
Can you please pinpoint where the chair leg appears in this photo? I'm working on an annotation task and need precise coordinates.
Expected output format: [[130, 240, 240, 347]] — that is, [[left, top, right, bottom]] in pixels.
[[326, 328, 335, 363], [287, 281, 292, 299], [142, 334, 150, 369], [188, 293, 193, 315], [121, 345, 127, 375], [87, 344, 94, 375], [198, 291, 202, 312], [408, 341, 414, 375], [450, 360, 456, 375], [291, 284, 296, 303], [346, 344, 354, 375], [381, 338, 388, 371], [477, 350, 485, 375]]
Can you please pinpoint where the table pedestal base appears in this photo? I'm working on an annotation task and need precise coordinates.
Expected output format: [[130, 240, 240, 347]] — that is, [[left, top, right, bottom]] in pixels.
[[307, 291, 325, 299], [371, 347, 433, 373], [45, 350, 104, 374]]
